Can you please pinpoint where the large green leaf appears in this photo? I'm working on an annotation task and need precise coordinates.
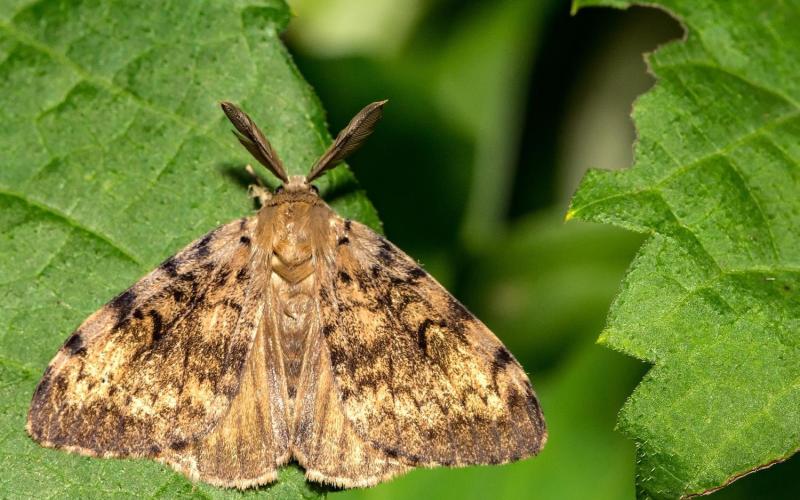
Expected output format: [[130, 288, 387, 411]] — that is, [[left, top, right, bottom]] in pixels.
[[569, 0, 800, 498], [0, 0, 379, 497]]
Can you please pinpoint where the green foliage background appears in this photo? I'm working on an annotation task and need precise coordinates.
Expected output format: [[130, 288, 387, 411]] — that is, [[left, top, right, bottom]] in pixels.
[[0, 0, 797, 498]]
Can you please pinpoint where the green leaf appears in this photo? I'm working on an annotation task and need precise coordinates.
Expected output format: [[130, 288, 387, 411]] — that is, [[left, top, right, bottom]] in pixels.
[[569, 0, 800, 498], [0, 0, 379, 497]]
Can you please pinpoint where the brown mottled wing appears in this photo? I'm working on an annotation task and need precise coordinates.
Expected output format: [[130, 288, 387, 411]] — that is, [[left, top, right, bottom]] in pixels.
[[27, 216, 290, 487], [301, 216, 546, 478], [291, 305, 409, 488]]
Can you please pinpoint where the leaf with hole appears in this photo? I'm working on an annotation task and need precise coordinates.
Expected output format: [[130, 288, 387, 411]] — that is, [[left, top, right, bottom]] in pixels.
[[570, 0, 800, 498]]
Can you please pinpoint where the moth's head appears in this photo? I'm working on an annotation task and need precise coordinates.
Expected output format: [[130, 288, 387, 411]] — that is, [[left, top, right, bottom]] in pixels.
[[276, 175, 318, 196], [221, 100, 387, 194]]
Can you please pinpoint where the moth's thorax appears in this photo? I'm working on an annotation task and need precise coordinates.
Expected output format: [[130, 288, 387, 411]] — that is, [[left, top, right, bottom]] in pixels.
[[264, 200, 317, 283]]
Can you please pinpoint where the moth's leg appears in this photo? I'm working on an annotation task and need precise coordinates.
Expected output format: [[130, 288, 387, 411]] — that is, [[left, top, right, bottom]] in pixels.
[[245, 164, 272, 206]]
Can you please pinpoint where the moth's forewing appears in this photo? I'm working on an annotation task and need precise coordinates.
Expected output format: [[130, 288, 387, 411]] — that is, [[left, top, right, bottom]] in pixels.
[[298, 212, 545, 480], [27, 216, 292, 488]]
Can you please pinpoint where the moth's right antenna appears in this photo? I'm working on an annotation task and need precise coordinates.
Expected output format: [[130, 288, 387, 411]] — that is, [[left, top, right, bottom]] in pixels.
[[306, 100, 387, 182], [220, 102, 289, 183]]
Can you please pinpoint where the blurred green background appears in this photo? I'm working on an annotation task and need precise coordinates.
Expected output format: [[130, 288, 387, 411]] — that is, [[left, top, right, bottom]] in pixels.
[[282, 0, 799, 498]]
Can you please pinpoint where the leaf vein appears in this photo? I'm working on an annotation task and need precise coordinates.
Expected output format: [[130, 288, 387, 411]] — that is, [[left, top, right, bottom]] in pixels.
[[0, 189, 140, 264]]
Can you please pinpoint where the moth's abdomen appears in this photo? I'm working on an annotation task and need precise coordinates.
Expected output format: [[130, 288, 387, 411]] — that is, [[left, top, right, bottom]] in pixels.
[[271, 271, 315, 398]]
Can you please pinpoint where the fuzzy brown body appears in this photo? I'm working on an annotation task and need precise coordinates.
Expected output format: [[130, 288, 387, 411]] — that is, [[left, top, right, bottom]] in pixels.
[[27, 101, 547, 489], [262, 195, 321, 414]]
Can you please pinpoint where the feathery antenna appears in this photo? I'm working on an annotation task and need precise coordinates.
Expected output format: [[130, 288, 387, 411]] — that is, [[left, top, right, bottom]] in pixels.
[[306, 100, 387, 182], [220, 102, 289, 183]]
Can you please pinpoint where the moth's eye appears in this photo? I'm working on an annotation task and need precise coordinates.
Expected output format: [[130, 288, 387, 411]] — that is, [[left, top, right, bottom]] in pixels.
[[310, 185, 320, 195], [275, 186, 285, 194]]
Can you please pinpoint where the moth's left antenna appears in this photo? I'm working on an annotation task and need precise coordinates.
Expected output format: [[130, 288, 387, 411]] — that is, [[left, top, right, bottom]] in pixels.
[[306, 100, 388, 183], [221, 102, 289, 183]]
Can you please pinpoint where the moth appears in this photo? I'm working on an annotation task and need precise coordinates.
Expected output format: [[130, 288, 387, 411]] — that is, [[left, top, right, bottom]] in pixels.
[[27, 100, 547, 489]]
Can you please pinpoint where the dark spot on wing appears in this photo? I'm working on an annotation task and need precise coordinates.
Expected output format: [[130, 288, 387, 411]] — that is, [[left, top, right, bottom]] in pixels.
[[492, 346, 514, 371], [407, 266, 426, 280], [447, 296, 473, 322], [328, 345, 345, 366], [195, 232, 214, 257], [64, 331, 86, 356], [169, 439, 188, 451], [337, 236, 349, 246], [224, 298, 243, 313], [171, 288, 185, 303], [524, 384, 541, 416], [110, 289, 137, 325], [376, 238, 395, 264], [338, 386, 354, 402], [377, 249, 393, 263], [34, 366, 54, 400], [160, 256, 179, 277], [133, 308, 144, 320], [239, 235, 251, 246], [178, 271, 196, 283], [506, 386, 523, 411], [344, 219, 352, 232], [214, 267, 231, 287], [322, 324, 335, 337], [54, 375, 68, 392], [490, 346, 516, 389], [377, 291, 393, 308], [416, 319, 433, 355], [148, 310, 165, 343], [236, 267, 249, 281], [338, 271, 351, 284]]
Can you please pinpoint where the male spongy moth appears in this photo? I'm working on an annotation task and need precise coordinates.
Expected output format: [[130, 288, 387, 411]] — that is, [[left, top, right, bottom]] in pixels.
[[27, 100, 547, 489]]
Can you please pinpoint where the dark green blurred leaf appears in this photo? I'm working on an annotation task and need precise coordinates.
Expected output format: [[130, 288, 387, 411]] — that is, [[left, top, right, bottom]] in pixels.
[[466, 211, 642, 369], [435, 0, 555, 247], [571, 0, 800, 497], [0, 0, 379, 497]]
